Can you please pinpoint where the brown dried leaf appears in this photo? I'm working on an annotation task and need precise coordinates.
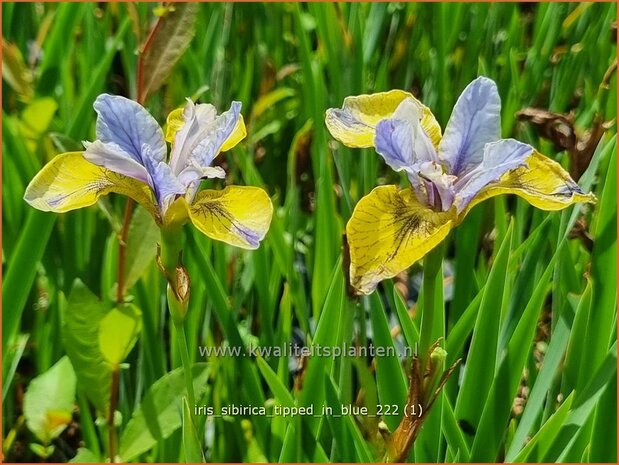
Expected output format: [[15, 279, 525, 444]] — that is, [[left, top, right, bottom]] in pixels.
[[2, 39, 34, 100], [516, 108, 577, 151], [517, 108, 614, 180], [140, 3, 198, 101]]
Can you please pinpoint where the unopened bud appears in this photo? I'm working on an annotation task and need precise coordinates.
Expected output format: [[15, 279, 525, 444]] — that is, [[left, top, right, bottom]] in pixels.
[[167, 278, 189, 325]]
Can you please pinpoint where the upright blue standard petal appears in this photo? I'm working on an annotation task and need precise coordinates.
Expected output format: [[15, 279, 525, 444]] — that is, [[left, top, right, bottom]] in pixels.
[[438, 77, 501, 175]]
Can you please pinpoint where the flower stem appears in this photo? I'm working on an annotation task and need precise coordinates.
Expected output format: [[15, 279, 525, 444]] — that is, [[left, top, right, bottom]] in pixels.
[[160, 229, 197, 427], [107, 367, 120, 463], [419, 243, 445, 373], [173, 318, 197, 409], [116, 199, 134, 303]]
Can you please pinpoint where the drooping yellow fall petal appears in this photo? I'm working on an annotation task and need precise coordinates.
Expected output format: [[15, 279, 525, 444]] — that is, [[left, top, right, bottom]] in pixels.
[[459, 150, 596, 221], [23, 152, 159, 219], [325, 90, 442, 149], [187, 185, 273, 249], [346, 185, 455, 295]]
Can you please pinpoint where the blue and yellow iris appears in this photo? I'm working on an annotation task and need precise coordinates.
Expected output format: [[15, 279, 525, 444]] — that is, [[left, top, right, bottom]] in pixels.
[[326, 77, 595, 295], [24, 95, 273, 250]]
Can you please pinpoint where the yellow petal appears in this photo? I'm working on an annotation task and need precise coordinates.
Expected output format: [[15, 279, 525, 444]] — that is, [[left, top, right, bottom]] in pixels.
[[188, 185, 273, 249], [346, 185, 454, 295], [325, 90, 441, 149], [24, 152, 159, 219], [459, 150, 596, 220], [162, 196, 190, 228], [164, 107, 185, 143], [220, 115, 246, 152]]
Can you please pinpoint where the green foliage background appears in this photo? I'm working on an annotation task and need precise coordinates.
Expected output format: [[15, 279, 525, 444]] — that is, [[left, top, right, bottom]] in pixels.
[[2, 2, 617, 463]]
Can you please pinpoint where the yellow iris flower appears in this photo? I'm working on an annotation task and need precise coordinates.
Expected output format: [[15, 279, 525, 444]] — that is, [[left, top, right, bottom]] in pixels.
[[24, 94, 273, 250], [326, 77, 595, 295]]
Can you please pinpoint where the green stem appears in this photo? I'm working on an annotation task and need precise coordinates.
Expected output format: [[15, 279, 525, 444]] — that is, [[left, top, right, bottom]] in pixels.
[[160, 229, 196, 421], [174, 319, 196, 409], [107, 368, 120, 463], [419, 243, 445, 372]]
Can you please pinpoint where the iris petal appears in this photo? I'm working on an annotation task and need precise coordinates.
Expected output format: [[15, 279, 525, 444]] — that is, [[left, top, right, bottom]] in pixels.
[[168, 101, 217, 173], [187, 185, 273, 249], [83, 140, 150, 184], [23, 152, 159, 220], [438, 76, 501, 175], [89, 94, 167, 169], [458, 150, 596, 219], [325, 90, 442, 149], [169, 101, 244, 188], [375, 99, 438, 168], [454, 138, 533, 213], [346, 185, 455, 295], [141, 153, 186, 212]]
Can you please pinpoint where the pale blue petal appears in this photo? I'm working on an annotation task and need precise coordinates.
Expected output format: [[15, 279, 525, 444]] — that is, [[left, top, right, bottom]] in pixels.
[[187, 101, 241, 168], [93, 93, 167, 166], [83, 140, 150, 184], [454, 138, 533, 213], [169, 101, 241, 189], [375, 119, 415, 170], [438, 77, 501, 175], [141, 153, 185, 211], [374, 98, 438, 172], [168, 100, 217, 175]]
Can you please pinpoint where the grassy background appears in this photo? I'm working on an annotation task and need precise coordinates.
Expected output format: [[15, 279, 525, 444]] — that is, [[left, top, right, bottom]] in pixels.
[[2, 2, 617, 463]]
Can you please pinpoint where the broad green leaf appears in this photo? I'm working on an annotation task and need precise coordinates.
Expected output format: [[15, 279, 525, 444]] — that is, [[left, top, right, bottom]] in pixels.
[[141, 3, 198, 101], [122, 206, 159, 294], [98, 303, 142, 367], [182, 397, 205, 463], [19, 97, 57, 144], [63, 280, 111, 414], [119, 364, 209, 462], [23, 356, 76, 444], [69, 448, 100, 463], [29, 443, 55, 459]]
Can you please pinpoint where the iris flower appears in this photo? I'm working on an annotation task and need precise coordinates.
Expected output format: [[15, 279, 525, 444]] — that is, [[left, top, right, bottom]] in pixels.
[[24, 94, 273, 250], [326, 77, 594, 295]]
